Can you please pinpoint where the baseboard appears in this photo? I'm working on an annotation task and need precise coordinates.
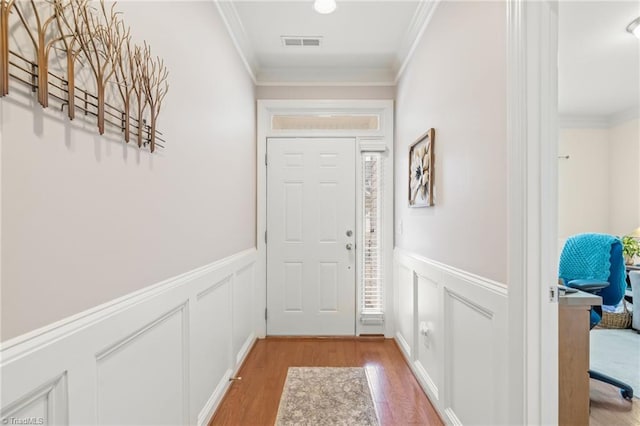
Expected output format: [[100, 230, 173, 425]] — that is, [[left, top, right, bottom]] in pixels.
[[1, 248, 260, 426], [236, 333, 254, 365], [198, 335, 259, 426], [198, 368, 233, 426], [395, 331, 412, 359], [394, 248, 508, 425], [444, 407, 463, 426], [413, 360, 439, 400]]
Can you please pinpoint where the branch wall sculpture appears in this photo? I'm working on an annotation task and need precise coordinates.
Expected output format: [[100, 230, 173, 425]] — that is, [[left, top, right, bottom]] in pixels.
[[0, 0, 169, 152], [13, 0, 65, 108], [131, 43, 147, 148], [54, 0, 87, 120], [112, 18, 131, 141], [0, 0, 17, 96], [140, 41, 167, 153]]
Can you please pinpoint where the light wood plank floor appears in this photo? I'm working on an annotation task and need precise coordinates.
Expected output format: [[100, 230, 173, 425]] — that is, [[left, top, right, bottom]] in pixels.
[[590, 379, 639, 426], [210, 337, 443, 426]]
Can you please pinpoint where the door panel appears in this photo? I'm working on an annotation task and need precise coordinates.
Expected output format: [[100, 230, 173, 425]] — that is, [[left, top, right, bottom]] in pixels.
[[267, 138, 356, 335]]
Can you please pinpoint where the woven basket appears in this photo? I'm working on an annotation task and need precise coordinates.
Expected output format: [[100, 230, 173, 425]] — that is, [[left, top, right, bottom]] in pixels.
[[600, 299, 632, 329]]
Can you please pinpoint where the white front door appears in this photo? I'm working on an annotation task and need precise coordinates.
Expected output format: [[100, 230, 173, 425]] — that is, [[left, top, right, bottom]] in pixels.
[[266, 137, 356, 335]]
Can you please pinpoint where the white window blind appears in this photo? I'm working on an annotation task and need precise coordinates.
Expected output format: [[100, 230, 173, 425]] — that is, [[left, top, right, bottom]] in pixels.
[[361, 153, 384, 324]]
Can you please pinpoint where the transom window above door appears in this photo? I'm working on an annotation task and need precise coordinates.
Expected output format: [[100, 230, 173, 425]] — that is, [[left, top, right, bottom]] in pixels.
[[271, 114, 380, 131]]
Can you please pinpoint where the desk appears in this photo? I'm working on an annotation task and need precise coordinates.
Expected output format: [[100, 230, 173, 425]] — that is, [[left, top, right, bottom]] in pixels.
[[559, 290, 601, 426]]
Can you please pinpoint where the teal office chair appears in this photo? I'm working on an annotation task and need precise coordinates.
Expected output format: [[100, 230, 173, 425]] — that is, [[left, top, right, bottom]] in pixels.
[[559, 233, 634, 400]]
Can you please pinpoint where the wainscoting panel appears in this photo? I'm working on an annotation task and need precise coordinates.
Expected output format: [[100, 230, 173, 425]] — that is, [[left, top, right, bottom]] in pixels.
[[395, 263, 415, 358], [445, 289, 494, 425], [96, 304, 188, 426], [415, 272, 442, 401], [394, 248, 508, 426], [0, 373, 68, 426], [0, 249, 259, 426], [233, 264, 256, 365], [192, 276, 232, 424]]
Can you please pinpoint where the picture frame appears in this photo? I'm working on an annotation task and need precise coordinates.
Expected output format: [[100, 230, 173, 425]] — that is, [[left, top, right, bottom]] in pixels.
[[408, 128, 435, 207]]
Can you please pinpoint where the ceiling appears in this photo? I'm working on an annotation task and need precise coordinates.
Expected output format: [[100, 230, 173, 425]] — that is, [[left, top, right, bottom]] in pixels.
[[218, 1, 640, 120], [217, 0, 430, 85], [559, 1, 640, 120]]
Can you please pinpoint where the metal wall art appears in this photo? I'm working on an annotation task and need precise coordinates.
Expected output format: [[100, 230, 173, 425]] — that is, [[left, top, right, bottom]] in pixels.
[[0, 0, 169, 152], [408, 128, 435, 207]]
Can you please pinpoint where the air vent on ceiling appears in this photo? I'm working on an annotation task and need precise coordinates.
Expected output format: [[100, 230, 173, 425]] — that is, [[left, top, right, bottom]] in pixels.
[[281, 36, 323, 47]]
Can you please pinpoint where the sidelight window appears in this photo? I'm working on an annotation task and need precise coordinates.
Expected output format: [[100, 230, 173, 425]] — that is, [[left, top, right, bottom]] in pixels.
[[361, 153, 384, 323]]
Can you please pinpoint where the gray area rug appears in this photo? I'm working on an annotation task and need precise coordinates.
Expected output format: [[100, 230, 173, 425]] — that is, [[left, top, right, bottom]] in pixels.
[[590, 328, 640, 398], [275, 367, 379, 426]]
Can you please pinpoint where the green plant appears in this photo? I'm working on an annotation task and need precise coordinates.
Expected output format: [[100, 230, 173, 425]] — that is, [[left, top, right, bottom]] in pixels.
[[621, 235, 640, 262]]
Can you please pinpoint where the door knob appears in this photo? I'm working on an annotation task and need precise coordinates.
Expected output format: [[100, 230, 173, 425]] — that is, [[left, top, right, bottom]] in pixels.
[[346, 243, 353, 250]]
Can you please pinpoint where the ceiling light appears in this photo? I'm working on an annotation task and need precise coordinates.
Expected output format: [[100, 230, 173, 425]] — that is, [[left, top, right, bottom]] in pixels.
[[314, 0, 336, 15], [627, 16, 640, 39]]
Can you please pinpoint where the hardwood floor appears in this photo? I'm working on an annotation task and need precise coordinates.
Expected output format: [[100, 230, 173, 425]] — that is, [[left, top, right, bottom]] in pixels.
[[209, 337, 443, 426], [590, 379, 639, 426]]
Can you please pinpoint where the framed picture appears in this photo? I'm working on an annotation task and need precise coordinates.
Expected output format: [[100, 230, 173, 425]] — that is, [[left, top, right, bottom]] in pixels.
[[408, 128, 435, 207]]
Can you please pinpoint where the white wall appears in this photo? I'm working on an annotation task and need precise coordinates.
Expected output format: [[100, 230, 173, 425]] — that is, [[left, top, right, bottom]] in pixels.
[[395, 0, 507, 284], [1, 249, 258, 426], [609, 117, 640, 235], [557, 128, 610, 238], [1, 1, 256, 340], [557, 117, 640, 242], [255, 85, 395, 100], [393, 2, 509, 424]]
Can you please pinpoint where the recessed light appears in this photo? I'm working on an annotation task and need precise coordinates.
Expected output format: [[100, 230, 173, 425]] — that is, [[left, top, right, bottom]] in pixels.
[[627, 16, 640, 39], [314, 0, 336, 15]]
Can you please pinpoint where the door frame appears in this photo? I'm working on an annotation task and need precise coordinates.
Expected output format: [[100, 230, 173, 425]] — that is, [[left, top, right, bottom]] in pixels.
[[506, 1, 559, 424], [256, 99, 395, 338]]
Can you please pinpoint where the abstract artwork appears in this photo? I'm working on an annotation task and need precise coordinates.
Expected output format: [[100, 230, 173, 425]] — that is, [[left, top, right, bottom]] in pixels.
[[408, 128, 435, 207]]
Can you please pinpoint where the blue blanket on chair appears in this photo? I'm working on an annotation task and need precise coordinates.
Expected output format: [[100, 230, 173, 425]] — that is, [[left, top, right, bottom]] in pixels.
[[559, 233, 627, 329], [559, 233, 619, 283]]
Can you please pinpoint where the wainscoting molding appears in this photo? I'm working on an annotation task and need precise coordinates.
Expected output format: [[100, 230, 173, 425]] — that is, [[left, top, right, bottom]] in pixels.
[[0, 248, 259, 426], [394, 248, 508, 425]]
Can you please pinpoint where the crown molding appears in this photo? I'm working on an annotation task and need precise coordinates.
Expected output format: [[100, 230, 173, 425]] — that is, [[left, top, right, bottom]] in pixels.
[[256, 66, 396, 86], [559, 107, 639, 129], [216, 0, 442, 86], [214, 0, 258, 84], [394, 0, 442, 84], [558, 115, 610, 129], [609, 107, 640, 127]]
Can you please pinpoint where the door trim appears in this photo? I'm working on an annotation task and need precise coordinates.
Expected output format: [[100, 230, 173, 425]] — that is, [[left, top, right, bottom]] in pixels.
[[256, 100, 394, 338], [506, 1, 559, 424]]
